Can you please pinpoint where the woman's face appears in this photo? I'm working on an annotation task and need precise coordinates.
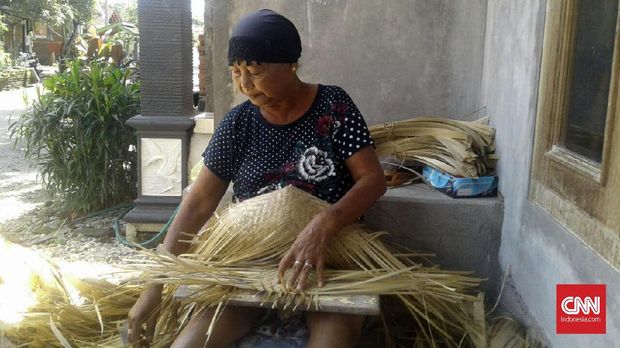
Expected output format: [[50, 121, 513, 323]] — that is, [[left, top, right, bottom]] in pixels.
[[231, 61, 297, 106]]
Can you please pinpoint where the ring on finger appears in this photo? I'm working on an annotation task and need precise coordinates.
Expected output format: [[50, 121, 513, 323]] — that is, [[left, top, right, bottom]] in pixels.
[[303, 262, 313, 269]]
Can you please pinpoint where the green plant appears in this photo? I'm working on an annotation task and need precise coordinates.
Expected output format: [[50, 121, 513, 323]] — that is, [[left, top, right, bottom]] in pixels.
[[0, 13, 7, 34], [111, 1, 138, 25], [94, 22, 139, 66], [0, 13, 10, 69], [76, 22, 140, 80], [10, 59, 140, 214], [0, 50, 11, 69]]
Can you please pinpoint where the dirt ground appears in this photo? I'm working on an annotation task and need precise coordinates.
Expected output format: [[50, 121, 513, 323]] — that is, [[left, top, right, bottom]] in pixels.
[[0, 86, 136, 268]]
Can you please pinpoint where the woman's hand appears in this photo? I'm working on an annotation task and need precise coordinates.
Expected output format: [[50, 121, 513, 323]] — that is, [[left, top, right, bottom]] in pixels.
[[127, 284, 162, 347], [125, 168, 228, 346], [277, 147, 386, 292], [278, 212, 338, 291]]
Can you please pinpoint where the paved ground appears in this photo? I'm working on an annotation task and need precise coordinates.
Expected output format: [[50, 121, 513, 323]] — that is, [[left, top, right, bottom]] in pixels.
[[0, 86, 45, 222]]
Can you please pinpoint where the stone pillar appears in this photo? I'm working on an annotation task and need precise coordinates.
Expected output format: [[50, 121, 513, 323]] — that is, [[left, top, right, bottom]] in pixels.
[[203, 0, 215, 113], [197, 34, 206, 111], [208, 0, 233, 126], [124, 0, 194, 224]]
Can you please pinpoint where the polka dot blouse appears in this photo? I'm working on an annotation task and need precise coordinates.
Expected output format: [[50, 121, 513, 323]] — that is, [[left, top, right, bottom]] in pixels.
[[203, 85, 374, 203]]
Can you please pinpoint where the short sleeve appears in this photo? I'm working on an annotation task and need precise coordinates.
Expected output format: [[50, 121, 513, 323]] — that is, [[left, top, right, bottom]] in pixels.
[[331, 88, 374, 160], [202, 113, 237, 181]]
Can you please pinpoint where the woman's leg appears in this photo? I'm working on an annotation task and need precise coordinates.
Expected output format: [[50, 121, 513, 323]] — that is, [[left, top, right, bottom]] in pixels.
[[171, 306, 264, 348], [305, 312, 366, 348]]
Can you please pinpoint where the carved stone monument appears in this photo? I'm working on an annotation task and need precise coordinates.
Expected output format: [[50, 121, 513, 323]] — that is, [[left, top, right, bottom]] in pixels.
[[125, 0, 194, 226]]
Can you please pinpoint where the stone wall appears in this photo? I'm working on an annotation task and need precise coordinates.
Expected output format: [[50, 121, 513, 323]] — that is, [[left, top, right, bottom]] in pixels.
[[0, 68, 37, 91]]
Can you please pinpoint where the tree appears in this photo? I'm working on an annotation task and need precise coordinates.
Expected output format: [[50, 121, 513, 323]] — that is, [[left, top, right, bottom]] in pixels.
[[0, 0, 97, 66], [0, 0, 96, 26], [111, 1, 138, 25]]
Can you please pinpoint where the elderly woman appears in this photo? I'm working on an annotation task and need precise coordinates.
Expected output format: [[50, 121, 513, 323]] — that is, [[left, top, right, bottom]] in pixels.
[[128, 9, 386, 348]]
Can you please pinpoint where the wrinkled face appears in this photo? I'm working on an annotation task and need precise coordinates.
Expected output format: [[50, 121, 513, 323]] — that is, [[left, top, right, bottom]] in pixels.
[[231, 61, 297, 106]]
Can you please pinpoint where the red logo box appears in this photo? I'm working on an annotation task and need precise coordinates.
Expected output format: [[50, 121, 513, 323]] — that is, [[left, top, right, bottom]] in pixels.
[[556, 284, 606, 334]]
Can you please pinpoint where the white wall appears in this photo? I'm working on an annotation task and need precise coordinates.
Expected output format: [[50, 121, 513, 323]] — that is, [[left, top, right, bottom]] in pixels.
[[211, 0, 488, 126], [481, 0, 620, 345]]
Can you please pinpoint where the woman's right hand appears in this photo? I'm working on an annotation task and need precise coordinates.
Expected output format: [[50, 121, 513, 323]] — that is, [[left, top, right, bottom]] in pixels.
[[125, 168, 229, 346], [127, 284, 163, 347]]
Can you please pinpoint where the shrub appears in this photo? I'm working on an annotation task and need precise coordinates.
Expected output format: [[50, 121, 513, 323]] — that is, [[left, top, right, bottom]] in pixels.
[[11, 59, 140, 213], [0, 50, 11, 70], [0, 15, 12, 71]]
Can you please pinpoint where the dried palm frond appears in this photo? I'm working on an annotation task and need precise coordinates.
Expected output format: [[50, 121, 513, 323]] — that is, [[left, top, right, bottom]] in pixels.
[[1, 186, 535, 347], [486, 316, 544, 348], [369, 117, 496, 178], [0, 238, 140, 347], [123, 186, 484, 347]]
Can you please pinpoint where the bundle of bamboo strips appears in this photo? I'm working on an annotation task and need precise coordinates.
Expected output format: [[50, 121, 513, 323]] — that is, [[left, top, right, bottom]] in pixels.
[[124, 186, 484, 347], [0, 186, 539, 347], [369, 117, 497, 178], [0, 238, 140, 347], [485, 316, 543, 348]]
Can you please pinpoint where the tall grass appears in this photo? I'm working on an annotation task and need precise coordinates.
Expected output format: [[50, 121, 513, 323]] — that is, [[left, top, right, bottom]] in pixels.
[[10, 60, 140, 214]]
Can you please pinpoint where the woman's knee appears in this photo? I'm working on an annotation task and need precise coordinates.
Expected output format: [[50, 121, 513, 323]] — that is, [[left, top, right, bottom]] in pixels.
[[171, 306, 263, 348], [170, 308, 215, 348], [306, 312, 366, 339]]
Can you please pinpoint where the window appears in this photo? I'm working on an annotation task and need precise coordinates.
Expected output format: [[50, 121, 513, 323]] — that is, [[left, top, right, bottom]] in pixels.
[[531, 0, 620, 270]]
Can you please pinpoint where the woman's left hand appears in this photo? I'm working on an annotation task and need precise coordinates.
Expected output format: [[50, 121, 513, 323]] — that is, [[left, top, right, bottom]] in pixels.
[[277, 212, 337, 292], [277, 148, 387, 292]]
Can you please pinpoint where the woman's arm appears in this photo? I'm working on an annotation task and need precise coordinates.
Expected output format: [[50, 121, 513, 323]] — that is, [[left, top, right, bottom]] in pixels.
[[320, 147, 387, 234], [278, 146, 387, 290], [128, 166, 228, 346], [162, 166, 230, 256]]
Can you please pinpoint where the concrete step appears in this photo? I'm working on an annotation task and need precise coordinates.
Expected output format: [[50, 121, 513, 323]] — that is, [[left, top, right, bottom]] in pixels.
[[365, 183, 503, 298]]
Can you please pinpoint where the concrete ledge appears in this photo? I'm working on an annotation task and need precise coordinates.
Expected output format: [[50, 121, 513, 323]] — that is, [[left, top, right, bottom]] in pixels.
[[193, 112, 214, 134], [123, 201, 181, 226], [126, 115, 195, 132], [188, 113, 214, 180], [365, 184, 503, 298], [126, 223, 164, 243]]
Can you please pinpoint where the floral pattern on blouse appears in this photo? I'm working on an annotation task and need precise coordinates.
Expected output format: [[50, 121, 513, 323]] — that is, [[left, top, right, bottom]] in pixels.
[[202, 85, 374, 203]]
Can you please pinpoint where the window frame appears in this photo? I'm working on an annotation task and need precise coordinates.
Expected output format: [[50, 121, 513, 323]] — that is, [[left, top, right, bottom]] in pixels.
[[530, 0, 620, 270]]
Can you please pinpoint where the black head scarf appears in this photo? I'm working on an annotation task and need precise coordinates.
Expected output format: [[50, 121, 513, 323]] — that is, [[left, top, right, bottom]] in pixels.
[[228, 9, 302, 65]]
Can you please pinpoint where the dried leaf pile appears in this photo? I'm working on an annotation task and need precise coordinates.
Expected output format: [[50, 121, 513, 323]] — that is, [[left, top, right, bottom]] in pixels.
[[127, 186, 484, 347], [0, 237, 140, 347], [369, 117, 497, 178], [0, 186, 540, 347]]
